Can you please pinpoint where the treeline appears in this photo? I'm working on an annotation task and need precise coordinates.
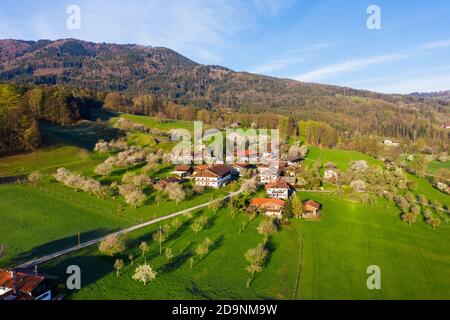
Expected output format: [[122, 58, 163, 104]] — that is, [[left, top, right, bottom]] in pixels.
[[103, 91, 449, 153], [0, 85, 40, 155], [0, 84, 101, 155]]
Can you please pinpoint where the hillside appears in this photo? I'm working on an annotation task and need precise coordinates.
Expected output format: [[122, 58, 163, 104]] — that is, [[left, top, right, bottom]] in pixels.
[[411, 91, 450, 102], [0, 39, 434, 108], [0, 39, 448, 149]]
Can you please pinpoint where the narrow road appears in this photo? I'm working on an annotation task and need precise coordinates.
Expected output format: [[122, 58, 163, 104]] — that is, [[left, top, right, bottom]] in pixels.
[[17, 189, 243, 269]]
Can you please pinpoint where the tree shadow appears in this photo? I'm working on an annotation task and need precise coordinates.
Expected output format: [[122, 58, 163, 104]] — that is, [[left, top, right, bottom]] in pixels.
[[186, 281, 213, 300], [40, 121, 122, 150], [4, 228, 120, 268]]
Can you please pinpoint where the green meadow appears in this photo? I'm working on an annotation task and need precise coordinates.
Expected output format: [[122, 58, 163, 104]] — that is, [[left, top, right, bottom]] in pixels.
[[37, 193, 450, 300], [0, 114, 448, 300]]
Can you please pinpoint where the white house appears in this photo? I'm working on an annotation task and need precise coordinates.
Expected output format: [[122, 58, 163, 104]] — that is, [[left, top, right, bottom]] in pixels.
[[265, 180, 292, 199], [195, 164, 235, 188]]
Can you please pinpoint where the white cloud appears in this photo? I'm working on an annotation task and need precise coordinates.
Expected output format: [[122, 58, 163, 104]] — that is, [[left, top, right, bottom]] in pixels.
[[369, 74, 450, 94], [293, 53, 408, 82], [251, 43, 331, 74], [421, 39, 450, 50]]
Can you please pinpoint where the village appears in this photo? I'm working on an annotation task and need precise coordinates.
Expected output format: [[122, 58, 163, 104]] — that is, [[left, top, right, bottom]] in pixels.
[[0, 115, 448, 301]]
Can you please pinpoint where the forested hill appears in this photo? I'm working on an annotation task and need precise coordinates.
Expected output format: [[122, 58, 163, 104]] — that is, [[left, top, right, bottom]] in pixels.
[[0, 38, 435, 108], [0, 38, 448, 146]]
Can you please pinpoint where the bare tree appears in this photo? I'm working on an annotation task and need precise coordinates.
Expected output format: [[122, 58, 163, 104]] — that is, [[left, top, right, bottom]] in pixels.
[[114, 259, 124, 277], [28, 171, 42, 186], [244, 243, 268, 287], [165, 183, 185, 204], [139, 241, 149, 260], [257, 219, 277, 244], [98, 234, 126, 256], [152, 226, 166, 254]]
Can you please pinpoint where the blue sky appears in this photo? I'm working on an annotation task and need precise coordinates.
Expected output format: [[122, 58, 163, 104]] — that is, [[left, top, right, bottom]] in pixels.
[[1, 0, 450, 93]]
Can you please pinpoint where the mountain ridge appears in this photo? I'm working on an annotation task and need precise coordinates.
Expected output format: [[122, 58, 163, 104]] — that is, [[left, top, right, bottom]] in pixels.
[[0, 38, 423, 108]]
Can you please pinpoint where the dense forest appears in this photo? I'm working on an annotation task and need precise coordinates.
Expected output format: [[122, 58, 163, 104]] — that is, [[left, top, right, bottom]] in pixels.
[[0, 38, 448, 155]]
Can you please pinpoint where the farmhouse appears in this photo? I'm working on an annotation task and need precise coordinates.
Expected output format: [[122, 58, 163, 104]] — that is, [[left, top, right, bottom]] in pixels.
[[195, 164, 235, 188], [265, 180, 292, 199], [302, 200, 321, 219], [250, 198, 286, 219], [171, 165, 193, 178], [156, 177, 180, 188], [0, 269, 54, 300]]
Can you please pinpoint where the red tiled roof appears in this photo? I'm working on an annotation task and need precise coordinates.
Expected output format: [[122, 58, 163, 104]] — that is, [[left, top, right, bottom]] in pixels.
[[158, 177, 180, 185], [304, 200, 321, 209], [0, 269, 46, 294], [203, 164, 234, 177], [175, 165, 192, 172], [251, 198, 285, 207], [265, 180, 291, 190], [194, 164, 210, 172]]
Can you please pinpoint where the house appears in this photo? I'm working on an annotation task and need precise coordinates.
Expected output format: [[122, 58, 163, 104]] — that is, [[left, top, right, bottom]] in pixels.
[[302, 200, 321, 219], [259, 167, 280, 184], [195, 164, 235, 188], [172, 165, 193, 178], [442, 123, 450, 129], [193, 164, 210, 176], [250, 198, 286, 219], [156, 177, 180, 188], [0, 269, 55, 300], [324, 169, 338, 180], [265, 180, 293, 199], [236, 149, 258, 164]]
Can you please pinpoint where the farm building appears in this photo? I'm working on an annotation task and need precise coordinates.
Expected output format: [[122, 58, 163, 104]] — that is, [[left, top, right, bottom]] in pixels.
[[250, 198, 286, 219], [302, 200, 321, 219], [265, 180, 293, 199], [172, 165, 193, 178], [156, 177, 180, 188], [0, 269, 55, 301], [195, 164, 235, 188]]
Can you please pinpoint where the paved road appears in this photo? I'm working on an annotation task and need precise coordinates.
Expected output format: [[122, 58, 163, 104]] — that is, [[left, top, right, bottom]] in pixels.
[[17, 189, 243, 269]]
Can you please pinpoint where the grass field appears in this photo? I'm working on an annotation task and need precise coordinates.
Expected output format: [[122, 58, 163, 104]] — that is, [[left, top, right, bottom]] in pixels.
[[0, 145, 98, 176], [1, 114, 449, 300], [35, 192, 450, 300], [428, 160, 450, 174], [305, 146, 383, 170], [119, 114, 195, 132]]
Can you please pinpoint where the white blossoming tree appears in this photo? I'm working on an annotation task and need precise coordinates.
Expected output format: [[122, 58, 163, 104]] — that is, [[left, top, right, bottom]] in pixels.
[[132, 263, 157, 286]]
